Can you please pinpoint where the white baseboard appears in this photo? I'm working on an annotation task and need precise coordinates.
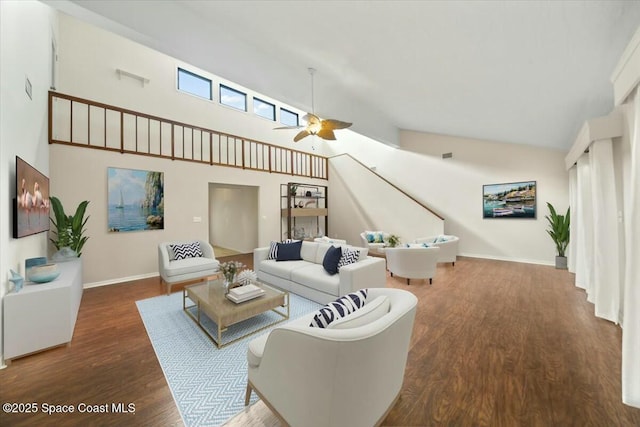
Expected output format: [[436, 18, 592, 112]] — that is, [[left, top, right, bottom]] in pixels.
[[84, 272, 159, 289], [460, 252, 554, 267]]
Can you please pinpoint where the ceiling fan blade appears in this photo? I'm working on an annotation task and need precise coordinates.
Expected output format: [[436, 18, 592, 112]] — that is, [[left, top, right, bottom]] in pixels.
[[322, 119, 352, 130], [302, 113, 321, 125], [316, 128, 336, 140], [293, 130, 311, 142], [273, 125, 303, 130]]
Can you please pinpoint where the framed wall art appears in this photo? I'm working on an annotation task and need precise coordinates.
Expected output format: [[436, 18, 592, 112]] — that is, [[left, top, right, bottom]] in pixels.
[[483, 181, 536, 219], [108, 167, 164, 232]]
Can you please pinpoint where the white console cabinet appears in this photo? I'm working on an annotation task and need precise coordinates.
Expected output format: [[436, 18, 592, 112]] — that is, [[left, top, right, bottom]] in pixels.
[[3, 258, 83, 362]]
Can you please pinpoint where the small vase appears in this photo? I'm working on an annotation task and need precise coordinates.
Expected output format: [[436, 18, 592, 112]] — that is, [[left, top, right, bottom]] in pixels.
[[223, 275, 235, 294]]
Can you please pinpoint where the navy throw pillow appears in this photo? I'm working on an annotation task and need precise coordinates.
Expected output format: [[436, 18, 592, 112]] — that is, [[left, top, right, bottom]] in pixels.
[[322, 245, 342, 275], [276, 240, 303, 261]]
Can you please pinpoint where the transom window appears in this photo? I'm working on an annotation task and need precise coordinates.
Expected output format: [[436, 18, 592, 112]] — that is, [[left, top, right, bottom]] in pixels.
[[177, 68, 212, 100], [280, 108, 299, 127], [254, 98, 275, 121], [220, 84, 247, 111]]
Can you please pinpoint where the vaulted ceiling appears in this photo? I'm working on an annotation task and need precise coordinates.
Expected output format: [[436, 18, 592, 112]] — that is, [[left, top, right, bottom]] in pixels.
[[50, 0, 640, 150]]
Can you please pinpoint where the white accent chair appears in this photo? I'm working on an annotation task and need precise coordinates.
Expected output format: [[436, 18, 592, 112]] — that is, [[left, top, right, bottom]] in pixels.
[[158, 240, 220, 295], [245, 288, 417, 427], [414, 235, 459, 266], [385, 246, 440, 285], [360, 231, 389, 256]]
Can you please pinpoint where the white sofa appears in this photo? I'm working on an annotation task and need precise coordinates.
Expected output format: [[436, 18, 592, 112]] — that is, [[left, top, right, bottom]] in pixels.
[[158, 240, 220, 294], [414, 235, 459, 266], [245, 287, 418, 427], [254, 241, 386, 304]]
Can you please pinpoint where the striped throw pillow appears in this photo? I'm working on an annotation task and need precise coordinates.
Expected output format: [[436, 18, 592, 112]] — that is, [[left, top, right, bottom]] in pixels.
[[268, 239, 298, 260], [310, 289, 368, 328]]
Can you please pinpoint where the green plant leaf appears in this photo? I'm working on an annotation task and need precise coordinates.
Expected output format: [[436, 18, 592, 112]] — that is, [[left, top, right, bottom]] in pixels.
[[49, 197, 90, 256], [49, 196, 68, 231], [545, 202, 570, 257], [71, 201, 89, 232]]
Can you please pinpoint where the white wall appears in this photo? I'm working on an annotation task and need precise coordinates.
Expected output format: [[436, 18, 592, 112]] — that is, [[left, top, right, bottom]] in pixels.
[[326, 130, 570, 265], [209, 183, 258, 253], [0, 0, 58, 364], [329, 155, 444, 246]]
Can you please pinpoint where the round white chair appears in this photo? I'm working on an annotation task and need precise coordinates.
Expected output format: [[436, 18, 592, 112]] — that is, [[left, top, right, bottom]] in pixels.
[[385, 246, 440, 285]]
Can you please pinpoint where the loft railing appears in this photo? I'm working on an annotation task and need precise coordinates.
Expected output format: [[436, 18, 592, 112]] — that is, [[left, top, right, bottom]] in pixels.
[[48, 91, 328, 180]]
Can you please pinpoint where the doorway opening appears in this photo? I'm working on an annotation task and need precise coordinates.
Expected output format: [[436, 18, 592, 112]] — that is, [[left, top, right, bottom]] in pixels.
[[208, 183, 259, 258]]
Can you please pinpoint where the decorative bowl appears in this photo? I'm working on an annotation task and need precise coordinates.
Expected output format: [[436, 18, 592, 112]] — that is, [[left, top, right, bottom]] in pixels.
[[28, 263, 60, 283]]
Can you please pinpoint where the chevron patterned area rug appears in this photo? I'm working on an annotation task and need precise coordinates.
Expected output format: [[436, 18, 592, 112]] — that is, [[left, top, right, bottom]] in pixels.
[[136, 291, 321, 427]]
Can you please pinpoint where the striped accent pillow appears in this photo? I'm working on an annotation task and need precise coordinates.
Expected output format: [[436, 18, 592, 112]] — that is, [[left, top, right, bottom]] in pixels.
[[268, 241, 279, 260], [337, 247, 360, 271], [335, 288, 368, 312], [268, 239, 297, 260], [310, 289, 368, 328], [170, 241, 203, 260]]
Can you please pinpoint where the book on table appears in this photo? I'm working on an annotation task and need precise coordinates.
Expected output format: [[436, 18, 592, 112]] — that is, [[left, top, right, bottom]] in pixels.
[[227, 284, 265, 303]]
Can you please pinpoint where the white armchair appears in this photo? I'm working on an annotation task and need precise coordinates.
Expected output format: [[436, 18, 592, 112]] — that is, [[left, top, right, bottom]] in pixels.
[[360, 231, 389, 256], [245, 288, 418, 427], [414, 235, 459, 266], [158, 240, 220, 294], [385, 246, 440, 285]]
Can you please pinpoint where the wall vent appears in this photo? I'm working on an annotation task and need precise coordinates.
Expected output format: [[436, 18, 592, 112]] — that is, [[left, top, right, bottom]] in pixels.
[[442, 152, 453, 159]]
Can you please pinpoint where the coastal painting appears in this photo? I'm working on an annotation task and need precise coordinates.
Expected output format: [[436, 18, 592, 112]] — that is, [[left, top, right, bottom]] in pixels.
[[483, 181, 536, 219], [108, 167, 164, 232]]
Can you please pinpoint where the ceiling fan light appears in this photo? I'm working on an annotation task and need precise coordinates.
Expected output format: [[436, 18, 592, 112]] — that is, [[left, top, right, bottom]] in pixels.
[[307, 121, 322, 135]]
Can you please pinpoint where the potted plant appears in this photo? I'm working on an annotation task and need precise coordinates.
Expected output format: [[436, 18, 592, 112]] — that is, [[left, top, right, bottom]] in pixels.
[[545, 202, 570, 269], [50, 196, 90, 257], [387, 234, 401, 248]]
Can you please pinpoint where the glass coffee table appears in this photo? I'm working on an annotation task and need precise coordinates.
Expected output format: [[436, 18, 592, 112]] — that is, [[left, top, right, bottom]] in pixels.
[[183, 277, 289, 348]]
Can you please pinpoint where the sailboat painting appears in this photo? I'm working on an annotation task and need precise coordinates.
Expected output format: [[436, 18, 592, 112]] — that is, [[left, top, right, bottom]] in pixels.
[[482, 180, 536, 219], [108, 167, 164, 232]]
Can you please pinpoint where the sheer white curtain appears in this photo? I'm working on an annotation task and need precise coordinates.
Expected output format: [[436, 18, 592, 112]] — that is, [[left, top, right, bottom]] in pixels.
[[589, 139, 621, 323], [568, 166, 578, 273], [574, 154, 593, 295], [622, 93, 640, 408]]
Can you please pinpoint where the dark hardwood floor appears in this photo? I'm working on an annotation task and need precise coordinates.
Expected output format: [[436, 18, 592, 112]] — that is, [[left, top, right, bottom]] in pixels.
[[1, 255, 639, 426]]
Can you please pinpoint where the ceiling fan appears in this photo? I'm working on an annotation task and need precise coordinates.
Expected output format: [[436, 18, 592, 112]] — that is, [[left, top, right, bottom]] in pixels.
[[274, 68, 352, 142]]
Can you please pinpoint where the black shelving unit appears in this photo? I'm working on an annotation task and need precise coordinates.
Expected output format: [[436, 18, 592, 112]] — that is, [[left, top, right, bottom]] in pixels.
[[280, 182, 328, 240]]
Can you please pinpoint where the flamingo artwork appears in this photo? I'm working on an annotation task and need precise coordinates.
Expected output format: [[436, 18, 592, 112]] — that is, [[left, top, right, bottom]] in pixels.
[[20, 178, 33, 225], [33, 181, 44, 220], [14, 157, 52, 238]]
